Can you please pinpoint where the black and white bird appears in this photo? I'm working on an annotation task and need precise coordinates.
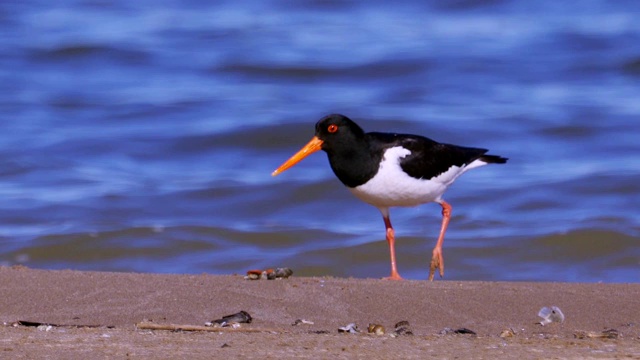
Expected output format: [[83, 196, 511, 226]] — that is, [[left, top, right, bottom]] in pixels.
[[272, 114, 507, 280]]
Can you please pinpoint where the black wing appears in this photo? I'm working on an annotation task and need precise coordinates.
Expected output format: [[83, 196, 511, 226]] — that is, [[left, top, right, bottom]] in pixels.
[[368, 132, 490, 180]]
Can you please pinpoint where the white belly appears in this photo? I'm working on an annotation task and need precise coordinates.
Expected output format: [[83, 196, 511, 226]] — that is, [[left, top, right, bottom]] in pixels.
[[348, 146, 482, 208]]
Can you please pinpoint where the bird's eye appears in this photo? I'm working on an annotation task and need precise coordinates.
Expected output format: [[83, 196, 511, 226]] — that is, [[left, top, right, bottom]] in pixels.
[[327, 124, 338, 133]]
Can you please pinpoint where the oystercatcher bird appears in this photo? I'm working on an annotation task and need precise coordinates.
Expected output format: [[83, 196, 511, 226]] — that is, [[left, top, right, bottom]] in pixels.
[[272, 114, 507, 280]]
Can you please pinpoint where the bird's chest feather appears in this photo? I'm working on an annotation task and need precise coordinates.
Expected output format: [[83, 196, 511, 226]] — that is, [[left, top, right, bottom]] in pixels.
[[347, 146, 453, 207]]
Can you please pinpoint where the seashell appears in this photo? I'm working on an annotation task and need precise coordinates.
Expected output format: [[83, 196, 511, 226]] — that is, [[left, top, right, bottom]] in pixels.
[[394, 320, 413, 336], [367, 323, 385, 335], [264, 269, 276, 280], [538, 306, 565, 325], [37, 325, 53, 332], [274, 267, 293, 279], [244, 270, 263, 280], [207, 310, 252, 327], [292, 319, 314, 326], [499, 328, 515, 338], [338, 323, 359, 334]]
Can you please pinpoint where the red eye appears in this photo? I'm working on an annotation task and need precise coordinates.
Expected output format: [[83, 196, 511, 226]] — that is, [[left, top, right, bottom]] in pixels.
[[327, 124, 338, 133]]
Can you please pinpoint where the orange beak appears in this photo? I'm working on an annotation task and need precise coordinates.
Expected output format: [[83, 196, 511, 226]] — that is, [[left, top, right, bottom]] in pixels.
[[272, 136, 324, 176]]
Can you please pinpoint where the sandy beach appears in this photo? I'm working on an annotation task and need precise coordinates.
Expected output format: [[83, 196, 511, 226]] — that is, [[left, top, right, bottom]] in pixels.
[[1, 266, 638, 359]]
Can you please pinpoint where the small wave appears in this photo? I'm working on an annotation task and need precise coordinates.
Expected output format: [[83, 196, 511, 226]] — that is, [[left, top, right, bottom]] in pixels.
[[216, 58, 430, 80], [29, 43, 150, 64]]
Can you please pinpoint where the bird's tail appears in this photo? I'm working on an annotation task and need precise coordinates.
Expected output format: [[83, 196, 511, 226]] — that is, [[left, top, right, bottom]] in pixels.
[[479, 154, 508, 164]]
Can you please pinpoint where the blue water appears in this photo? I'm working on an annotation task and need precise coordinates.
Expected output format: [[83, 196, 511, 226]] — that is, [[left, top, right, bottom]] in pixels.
[[1, 0, 639, 282]]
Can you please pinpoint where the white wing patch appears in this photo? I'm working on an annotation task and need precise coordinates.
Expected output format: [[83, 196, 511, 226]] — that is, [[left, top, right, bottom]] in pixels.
[[431, 158, 487, 186], [348, 146, 488, 207]]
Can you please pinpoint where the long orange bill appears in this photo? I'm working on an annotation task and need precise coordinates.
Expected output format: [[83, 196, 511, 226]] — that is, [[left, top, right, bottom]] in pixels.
[[272, 136, 324, 176]]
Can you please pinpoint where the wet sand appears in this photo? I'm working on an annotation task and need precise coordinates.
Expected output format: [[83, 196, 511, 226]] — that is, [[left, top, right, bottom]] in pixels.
[[1, 266, 638, 359]]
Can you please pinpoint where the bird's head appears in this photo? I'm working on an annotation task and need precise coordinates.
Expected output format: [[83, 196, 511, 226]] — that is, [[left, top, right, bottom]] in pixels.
[[272, 114, 364, 176]]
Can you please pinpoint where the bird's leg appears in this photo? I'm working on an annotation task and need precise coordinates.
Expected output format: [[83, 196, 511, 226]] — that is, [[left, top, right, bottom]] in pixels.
[[429, 200, 451, 281], [382, 215, 403, 280]]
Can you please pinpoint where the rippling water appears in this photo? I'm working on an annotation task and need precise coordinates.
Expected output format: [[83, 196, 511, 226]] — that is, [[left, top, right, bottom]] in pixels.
[[1, 0, 639, 282]]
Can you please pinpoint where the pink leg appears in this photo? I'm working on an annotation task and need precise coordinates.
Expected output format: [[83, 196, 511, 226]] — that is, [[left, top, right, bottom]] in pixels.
[[429, 200, 451, 281], [382, 215, 403, 280]]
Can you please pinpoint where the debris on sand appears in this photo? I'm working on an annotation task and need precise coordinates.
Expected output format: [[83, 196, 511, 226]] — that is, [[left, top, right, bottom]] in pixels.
[[206, 311, 252, 328], [574, 329, 618, 339], [244, 268, 293, 280], [439, 327, 477, 335]]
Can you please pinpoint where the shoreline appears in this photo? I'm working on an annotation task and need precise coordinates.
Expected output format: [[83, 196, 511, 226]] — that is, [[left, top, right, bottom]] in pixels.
[[1, 266, 638, 358]]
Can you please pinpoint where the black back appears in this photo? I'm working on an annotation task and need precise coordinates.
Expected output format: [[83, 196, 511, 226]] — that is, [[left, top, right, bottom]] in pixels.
[[369, 132, 489, 180]]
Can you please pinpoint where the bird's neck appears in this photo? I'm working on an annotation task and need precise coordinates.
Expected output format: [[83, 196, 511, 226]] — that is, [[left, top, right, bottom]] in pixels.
[[325, 139, 381, 188]]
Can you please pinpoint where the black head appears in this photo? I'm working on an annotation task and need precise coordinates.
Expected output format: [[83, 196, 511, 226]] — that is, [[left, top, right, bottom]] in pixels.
[[314, 114, 366, 152]]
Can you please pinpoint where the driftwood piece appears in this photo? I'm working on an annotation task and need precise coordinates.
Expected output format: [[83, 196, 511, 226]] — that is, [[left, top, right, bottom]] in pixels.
[[135, 321, 279, 333]]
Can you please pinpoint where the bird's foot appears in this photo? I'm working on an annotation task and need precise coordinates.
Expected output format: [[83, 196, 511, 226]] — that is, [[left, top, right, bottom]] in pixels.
[[383, 271, 404, 280], [428, 248, 445, 281]]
